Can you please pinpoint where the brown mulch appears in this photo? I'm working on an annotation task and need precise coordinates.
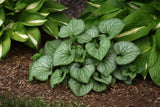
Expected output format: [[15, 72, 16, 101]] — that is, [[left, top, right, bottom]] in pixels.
[[0, 0, 160, 106]]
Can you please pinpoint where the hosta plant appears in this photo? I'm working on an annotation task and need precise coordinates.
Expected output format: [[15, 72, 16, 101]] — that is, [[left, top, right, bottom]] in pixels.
[[0, 0, 69, 60], [29, 18, 141, 96]]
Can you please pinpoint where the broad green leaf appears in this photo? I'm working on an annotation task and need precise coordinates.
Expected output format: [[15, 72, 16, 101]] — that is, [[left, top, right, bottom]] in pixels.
[[15, 0, 30, 10], [0, 25, 4, 37], [44, 40, 61, 56], [18, 12, 47, 26], [0, 33, 11, 60], [29, 55, 53, 81], [50, 69, 66, 88], [0, 8, 5, 27], [97, 49, 117, 77], [31, 48, 44, 61], [7, 22, 29, 42], [59, 18, 85, 38], [68, 78, 94, 96], [25, 0, 44, 12], [70, 58, 95, 83], [0, 0, 5, 4], [99, 18, 125, 39], [75, 45, 86, 63], [114, 41, 141, 65], [155, 29, 160, 50], [43, 0, 67, 12], [122, 70, 137, 80], [77, 33, 92, 44], [93, 72, 112, 85], [92, 80, 107, 92], [53, 41, 75, 66], [42, 16, 59, 38], [24, 27, 41, 50], [85, 37, 111, 61], [154, 0, 160, 11], [38, 8, 50, 17]]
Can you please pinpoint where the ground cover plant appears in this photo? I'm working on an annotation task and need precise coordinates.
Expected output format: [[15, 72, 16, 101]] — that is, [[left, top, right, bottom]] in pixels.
[[29, 18, 142, 96], [80, 0, 160, 87], [0, 0, 69, 60]]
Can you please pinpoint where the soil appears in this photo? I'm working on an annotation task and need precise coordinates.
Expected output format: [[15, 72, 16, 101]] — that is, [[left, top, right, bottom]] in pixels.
[[0, 0, 160, 107]]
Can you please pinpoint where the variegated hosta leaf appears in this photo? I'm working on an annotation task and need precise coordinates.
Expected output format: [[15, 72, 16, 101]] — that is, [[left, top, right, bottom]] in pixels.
[[7, 22, 29, 42], [85, 37, 111, 61], [39, 8, 50, 17], [29, 55, 53, 81], [0, 8, 5, 27], [68, 78, 94, 96], [0, 0, 5, 4], [53, 41, 75, 66], [93, 80, 107, 92], [59, 18, 85, 38], [25, 0, 44, 12], [114, 41, 141, 65], [97, 49, 117, 77], [50, 69, 67, 88], [98, 18, 125, 39], [24, 27, 41, 50], [70, 58, 95, 83], [18, 12, 47, 26], [0, 33, 11, 60], [0, 25, 4, 37]]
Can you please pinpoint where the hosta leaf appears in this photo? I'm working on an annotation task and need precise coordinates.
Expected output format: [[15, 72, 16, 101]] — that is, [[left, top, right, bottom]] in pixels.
[[42, 16, 58, 38], [50, 69, 67, 88], [85, 37, 111, 61], [43, 0, 67, 12], [7, 22, 29, 42], [24, 27, 41, 50], [97, 49, 117, 77], [70, 58, 95, 83], [99, 18, 125, 39], [75, 45, 86, 63], [44, 40, 61, 56], [154, 0, 160, 11], [0, 8, 5, 27], [93, 72, 112, 85], [15, 0, 30, 10], [0, 0, 5, 4], [29, 55, 53, 81], [25, 0, 44, 12], [0, 25, 4, 37], [0, 33, 11, 60], [31, 48, 44, 61], [53, 41, 75, 66], [38, 8, 50, 17], [59, 18, 85, 38], [18, 12, 47, 26], [114, 41, 141, 65], [93, 80, 107, 92], [68, 78, 94, 96], [155, 29, 160, 50]]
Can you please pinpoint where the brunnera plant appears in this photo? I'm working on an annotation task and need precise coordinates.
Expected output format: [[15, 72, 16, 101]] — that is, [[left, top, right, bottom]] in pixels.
[[0, 0, 69, 60], [29, 18, 141, 96]]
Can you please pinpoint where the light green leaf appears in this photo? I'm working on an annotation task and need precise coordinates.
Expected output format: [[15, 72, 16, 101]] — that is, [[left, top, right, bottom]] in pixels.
[[70, 58, 95, 83], [59, 18, 85, 38], [0, 33, 11, 60], [7, 22, 29, 42], [68, 78, 94, 96], [24, 27, 41, 49], [75, 45, 86, 63], [53, 41, 75, 66], [0, 25, 4, 37], [50, 69, 66, 88], [93, 72, 112, 85], [29, 55, 53, 81], [18, 12, 47, 26], [156, 29, 160, 50], [0, 8, 5, 27], [15, 0, 30, 10], [99, 18, 125, 39], [77, 33, 92, 44], [114, 41, 141, 65], [25, 0, 44, 12], [0, 0, 5, 4], [44, 40, 61, 56], [93, 80, 107, 92], [85, 37, 111, 61]]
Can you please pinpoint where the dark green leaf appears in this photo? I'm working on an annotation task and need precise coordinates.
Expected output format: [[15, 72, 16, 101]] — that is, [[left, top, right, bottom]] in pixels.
[[31, 48, 44, 61], [75, 45, 86, 63], [93, 80, 107, 92], [0, 8, 5, 27]]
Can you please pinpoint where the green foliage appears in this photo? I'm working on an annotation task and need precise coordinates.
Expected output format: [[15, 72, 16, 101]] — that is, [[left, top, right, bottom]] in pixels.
[[29, 18, 141, 96], [0, 0, 68, 60]]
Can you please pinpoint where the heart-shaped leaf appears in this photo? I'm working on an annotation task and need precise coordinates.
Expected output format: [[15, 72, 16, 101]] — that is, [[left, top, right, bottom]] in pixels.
[[85, 37, 111, 61], [50, 69, 67, 88], [75, 45, 86, 63], [24, 27, 41, 50], [29, 55, 53, 81], [97, 49, 117, 77], [0, 33, 11, 60], [59, 18, 85, 38], [70, 58, 95, 83], [0, 8, 5, 27], [68, 78, 94, 96], [99, 18, 125, 39], [7, 22, 29, 42], [114, 41, 141, 65], [44, 39, 61, 56], [53, 41, 75, 66], [93, 72, 112, 85], [93, 80, 107, 92]]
